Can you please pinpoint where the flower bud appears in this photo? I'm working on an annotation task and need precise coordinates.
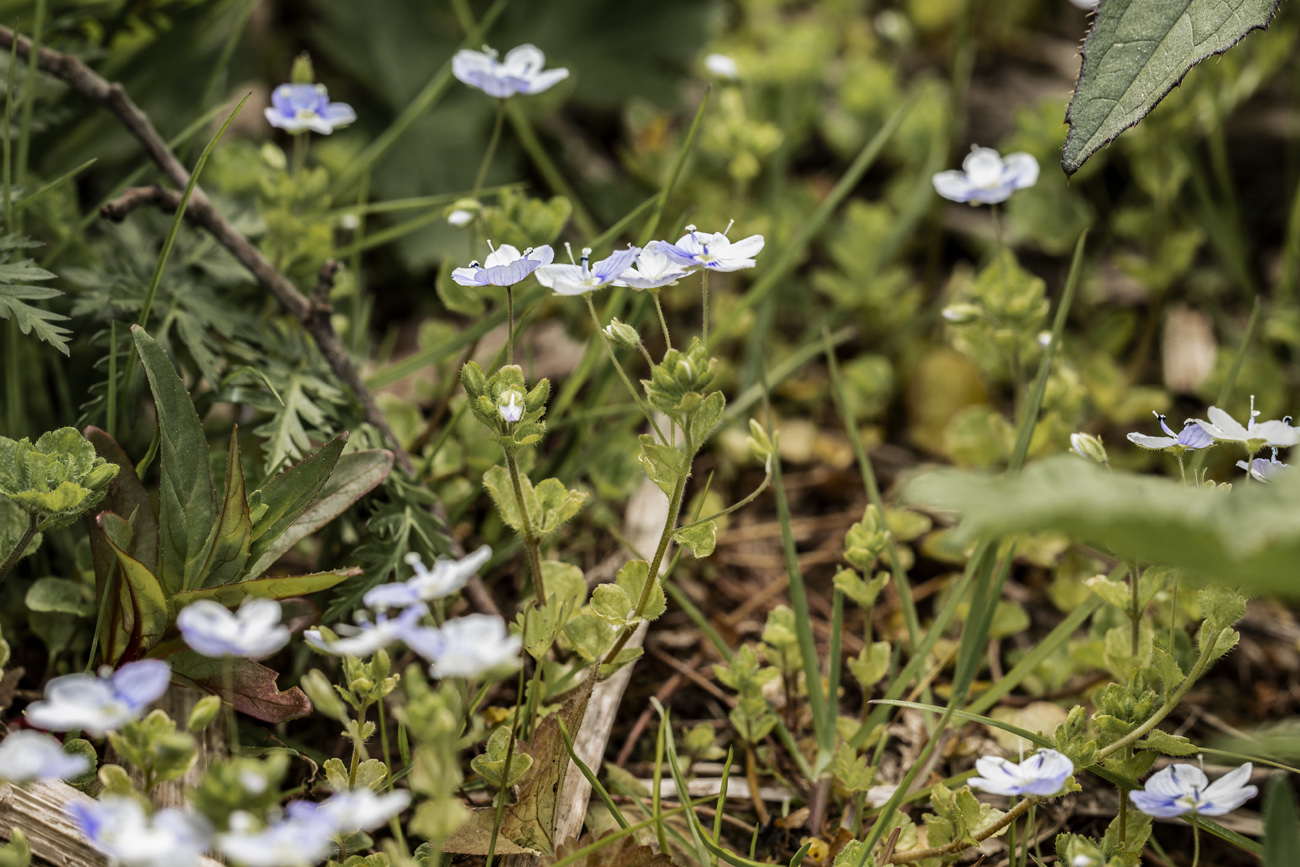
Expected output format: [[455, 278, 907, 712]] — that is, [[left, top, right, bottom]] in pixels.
[[447, 209, 474, 227], [603, 318, 641, 347], [301, 669, 348, 721], [498, 390, 525, 424], [187, 695, 222, 732], [461, 361, 487, 398], [290, 52, 316, 85], [1070, 432, 1108, 465], [941, 303, 983, 325]]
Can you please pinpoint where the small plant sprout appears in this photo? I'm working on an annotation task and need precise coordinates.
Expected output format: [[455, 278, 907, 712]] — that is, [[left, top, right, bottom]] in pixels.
[[0, 730, 89, 783], [363, 546, 493, 609], [1127, 411, 1214, 452], [967, 748, 1075, 796], [405, 614, 522, 679], [26, 659, 171, 736], [452, 44, 570, 98], [1129, 762, 1258, 817], [67, 796, 212, 867], [263, 83, 356, 135], [650, 223, 765, 272], [535, 245, 642, 296], [176, 598, 290, 659], [304, 605, 424, 657], [932, 146, 1040, 205]]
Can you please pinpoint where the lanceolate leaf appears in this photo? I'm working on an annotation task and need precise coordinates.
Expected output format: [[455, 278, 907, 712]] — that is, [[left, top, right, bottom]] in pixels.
[[1062, 0, 1282, 174], [84, 426, 159, 569], [246, 433, 347, 568], [169, 651, 313, 723], [169, 568, 360, 610], [98, 511, 170, 657], [132, 325, 219, 596], [243, 449, 393, 578], [201, 428, 254, 588]]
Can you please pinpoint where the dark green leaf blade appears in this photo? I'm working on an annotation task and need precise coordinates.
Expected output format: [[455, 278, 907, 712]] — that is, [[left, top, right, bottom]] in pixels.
[[131, 325, 219, 595], [170, 568, 359, 609], [246, 433, 347, 569], [1062, 0, 1282, 174], [201, 429, 254, 587], [98, 511, 170, 655]]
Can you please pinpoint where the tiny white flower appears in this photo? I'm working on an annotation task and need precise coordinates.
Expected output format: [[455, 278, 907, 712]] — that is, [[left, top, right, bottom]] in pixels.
[[364, 546, 493, 609], [968, 748, 1074, 797], [1072, 857, 1096, 867], [705, 53, 739, 79], [0, 731, 89, 783], [304, 605, 424, 658], [1129, 762, 1258, 817], [264, 83, 355, 135], [614, 249, 696, 290], [177, 598, 290, 660], [404, 614, 522, 679], [217, 804, 334, 867], [650, 224, 764, 272], [68, 796, 212, 867], [453, 44, 569, 98], [447, 208, 474, 227], [536, 246, 642, 296], [26, 660, 171, 736], [933, 146, 1039, 205], [499, 391, 524, 423], [317, 789, 411, 833], [1191, 399, 1298, 452], [452, 243, 554, 287]]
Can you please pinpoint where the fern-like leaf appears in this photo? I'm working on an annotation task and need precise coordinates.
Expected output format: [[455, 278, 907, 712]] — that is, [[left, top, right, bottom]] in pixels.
[[0, 233, 70, 355]]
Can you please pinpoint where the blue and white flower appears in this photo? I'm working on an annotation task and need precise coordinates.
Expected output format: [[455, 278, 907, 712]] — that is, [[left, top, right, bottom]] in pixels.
[[177, 598, 290, 660], [0, 730, 89, 783], [650, 225, 764, 272], [453, 44, 569, 98], [405, 614, 523, 679], [26, 660, 171, 736], [1129, 762, 1257, 818], [614, 249, 696, 291], [264, 84, 356, 135], [536, 247, 642, 296], [304, 605, 424, 658], [1127, 411, 1215, 452], [1237, 453, 1290, 482], [69, 796, 212, 867], [364, 546, 493, 610], [452, 243, 554, 287], [317, 789, 412, 834], [1191, 401, 1299, 452], [932, 147, 1039, 205], [218, 805, 335, 867], [967, 748, 1074, 797]]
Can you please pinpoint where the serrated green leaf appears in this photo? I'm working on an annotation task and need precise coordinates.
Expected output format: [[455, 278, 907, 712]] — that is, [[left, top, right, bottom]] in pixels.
[[616, 560, 665, 621], [637, 435, 686, 497], [1139, 728, 1199, 756], [591, 584, 633, 626], [686, 390, 725, 451], [533, 478, 587, 537], [563, 611, 618, 663], [0, 233, 70, 354], [848, 641, 892, 690], [0, 428, 119, 531], [133, 326, 218, 595], [472, 727, 533, 789], [482, 464, 530, 533], [673, 520, 717, 558], [1063, 0, 1283, 174]]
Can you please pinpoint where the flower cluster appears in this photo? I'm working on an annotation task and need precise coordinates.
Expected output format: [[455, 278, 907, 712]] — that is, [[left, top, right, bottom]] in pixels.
[[1121, 397, 1296, 480], [306, 547, 519, 679]]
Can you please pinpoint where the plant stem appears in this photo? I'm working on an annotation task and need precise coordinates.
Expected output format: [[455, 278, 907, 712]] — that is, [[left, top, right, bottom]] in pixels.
[[1130, 561, 1141, 657], [1192, 820, 1201, 867], [474, 99, 506, 198], [223, 660, 240, 756], [888, 797, 1033, 863], [506, 284, 515, 366], [505, 449, 547, 605], [653, 293, 672, 349], [700, 269, 710, 345], [0, 513, 37, 584], [485, 666, 527, 867], [584, 295, 667, 443]]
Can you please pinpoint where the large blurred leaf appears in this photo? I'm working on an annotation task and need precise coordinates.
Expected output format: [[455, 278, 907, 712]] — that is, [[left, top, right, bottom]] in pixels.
[[169, 651, 313, 723], [904, 455, 1300, 597], [1063, 0, 1282, 174], [170, 568, 359, 610]]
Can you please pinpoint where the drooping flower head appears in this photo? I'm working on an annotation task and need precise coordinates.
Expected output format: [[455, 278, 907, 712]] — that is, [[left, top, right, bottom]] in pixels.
[[536, 246, 642, 296], [364, 546, 493, 610], [932, 147, 1039, 205], [26, 659, 171, 736], [1191, 399, 1299, 453], [614, 249, 696, 291], [177, 598, 290, 660], [68, 796, 212, 867], [453, 44, 570, 98], [651, 223, 765, 272], [404, 614, 523, 679], [452, 243, 554, 287], [1127, 411, 1215, 453], [0, 730, 89, 784], [1129, 762, 1258, 818], [967, 748, 1075, 797], [264, 84, 356, 135]]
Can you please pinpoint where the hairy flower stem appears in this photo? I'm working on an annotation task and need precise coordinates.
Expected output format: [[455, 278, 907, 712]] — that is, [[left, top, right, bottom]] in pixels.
[[603, 471, 687, 666], [700, 269, 710, 345], [585, 296, 667, 443], [888, 797, 1034, 864], [653, 293, 672, 348], [505, 450, 547, 605], [505, 284, 515, 366], [1130, 562, 1141, 657], [292, 131, 308, 180], [0, 513, 36, 584], [473, 99, 506, 199]]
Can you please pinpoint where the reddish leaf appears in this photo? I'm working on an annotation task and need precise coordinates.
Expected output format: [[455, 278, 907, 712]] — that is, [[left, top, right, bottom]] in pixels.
[[169, 651, 312, 723]]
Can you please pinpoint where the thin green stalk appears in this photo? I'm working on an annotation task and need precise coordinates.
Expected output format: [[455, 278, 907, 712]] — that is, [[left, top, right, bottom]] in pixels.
[[557, 719, 630, 831], [473, 99, 506, 198], [653, 293, 672, 348], [85, 562, 119, 670], [224, 661, 240, 755], [505, 102, 599, 238], [712, 749, 733, 866], [0, 513, 37, 583], [15, 0, 46, 197], [485, 665, 527, 867], [505, 450, 547, 605], [700, 269, 710, 345], [584, 295, 666, 443], [1192, 820, 1201, 867], [506, 284, 515, 366], [652, 713, 670, 854]]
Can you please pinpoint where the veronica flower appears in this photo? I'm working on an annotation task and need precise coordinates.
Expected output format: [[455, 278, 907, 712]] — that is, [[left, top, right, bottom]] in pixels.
[[317, 789, 412, 834], [26, 659, 171, 736], [535, 246, 641, 296], [0, 731, 89, 783], [967, 748, 1074, 797], [304, 605, 424, 658], [1237, 452, 1290, 482], [614, 249, 696, 291], [218, 805, 334, 867], [177, 598, 290, 660], [1068, 0, 1100, 8], [364, 546, 493, 610], [1191, 400, 1299, 452], [651, 224, 764, 272], [705, 54, 739, 79], [264, 83, 356, 135], [405, 614, 523, 679], [932, 147, 1039, 205], [1129, 762, 1257, 818], [1127, 411, 1214, 452], [447, 208, 475, 227], [69, 796, 212, 867], [453, 44, 569, 98], [452, 243, 554, 287]]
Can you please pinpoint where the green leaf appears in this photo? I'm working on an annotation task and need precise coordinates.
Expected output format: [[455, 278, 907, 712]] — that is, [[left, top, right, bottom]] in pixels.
[[673, 520, 717, 558], [637, 435, 686, 498], [200, 429, 253, 588], [533, 478, 588, 538], [1264, 775, 1300, 866], [1138, 728, 1199, 757], [848, 641, 892, 690], [170, 568, 358, 610], [0, 428, 119, 531], [132, 325, 218, 595], [246, 434, 348, 569], [244, 449, 392, 579], [471, 726, 534, 789], [98, 511, 170, 653], [686, 390, 726, 451], [591, 584, 634, 626], [0, 233, 70, 354], [1063, 0, 1283, 174], [0, 499, 39, 565], [169, 651, 313, 723], [616, 560, 665, 621], [26, 576, 93, 617], [482, 464, 530, 533], [84, 427, 158, 569]]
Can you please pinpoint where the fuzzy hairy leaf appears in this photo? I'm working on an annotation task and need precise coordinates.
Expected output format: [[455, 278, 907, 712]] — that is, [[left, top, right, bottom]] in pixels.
[[1063, 0, 1282, 174]]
